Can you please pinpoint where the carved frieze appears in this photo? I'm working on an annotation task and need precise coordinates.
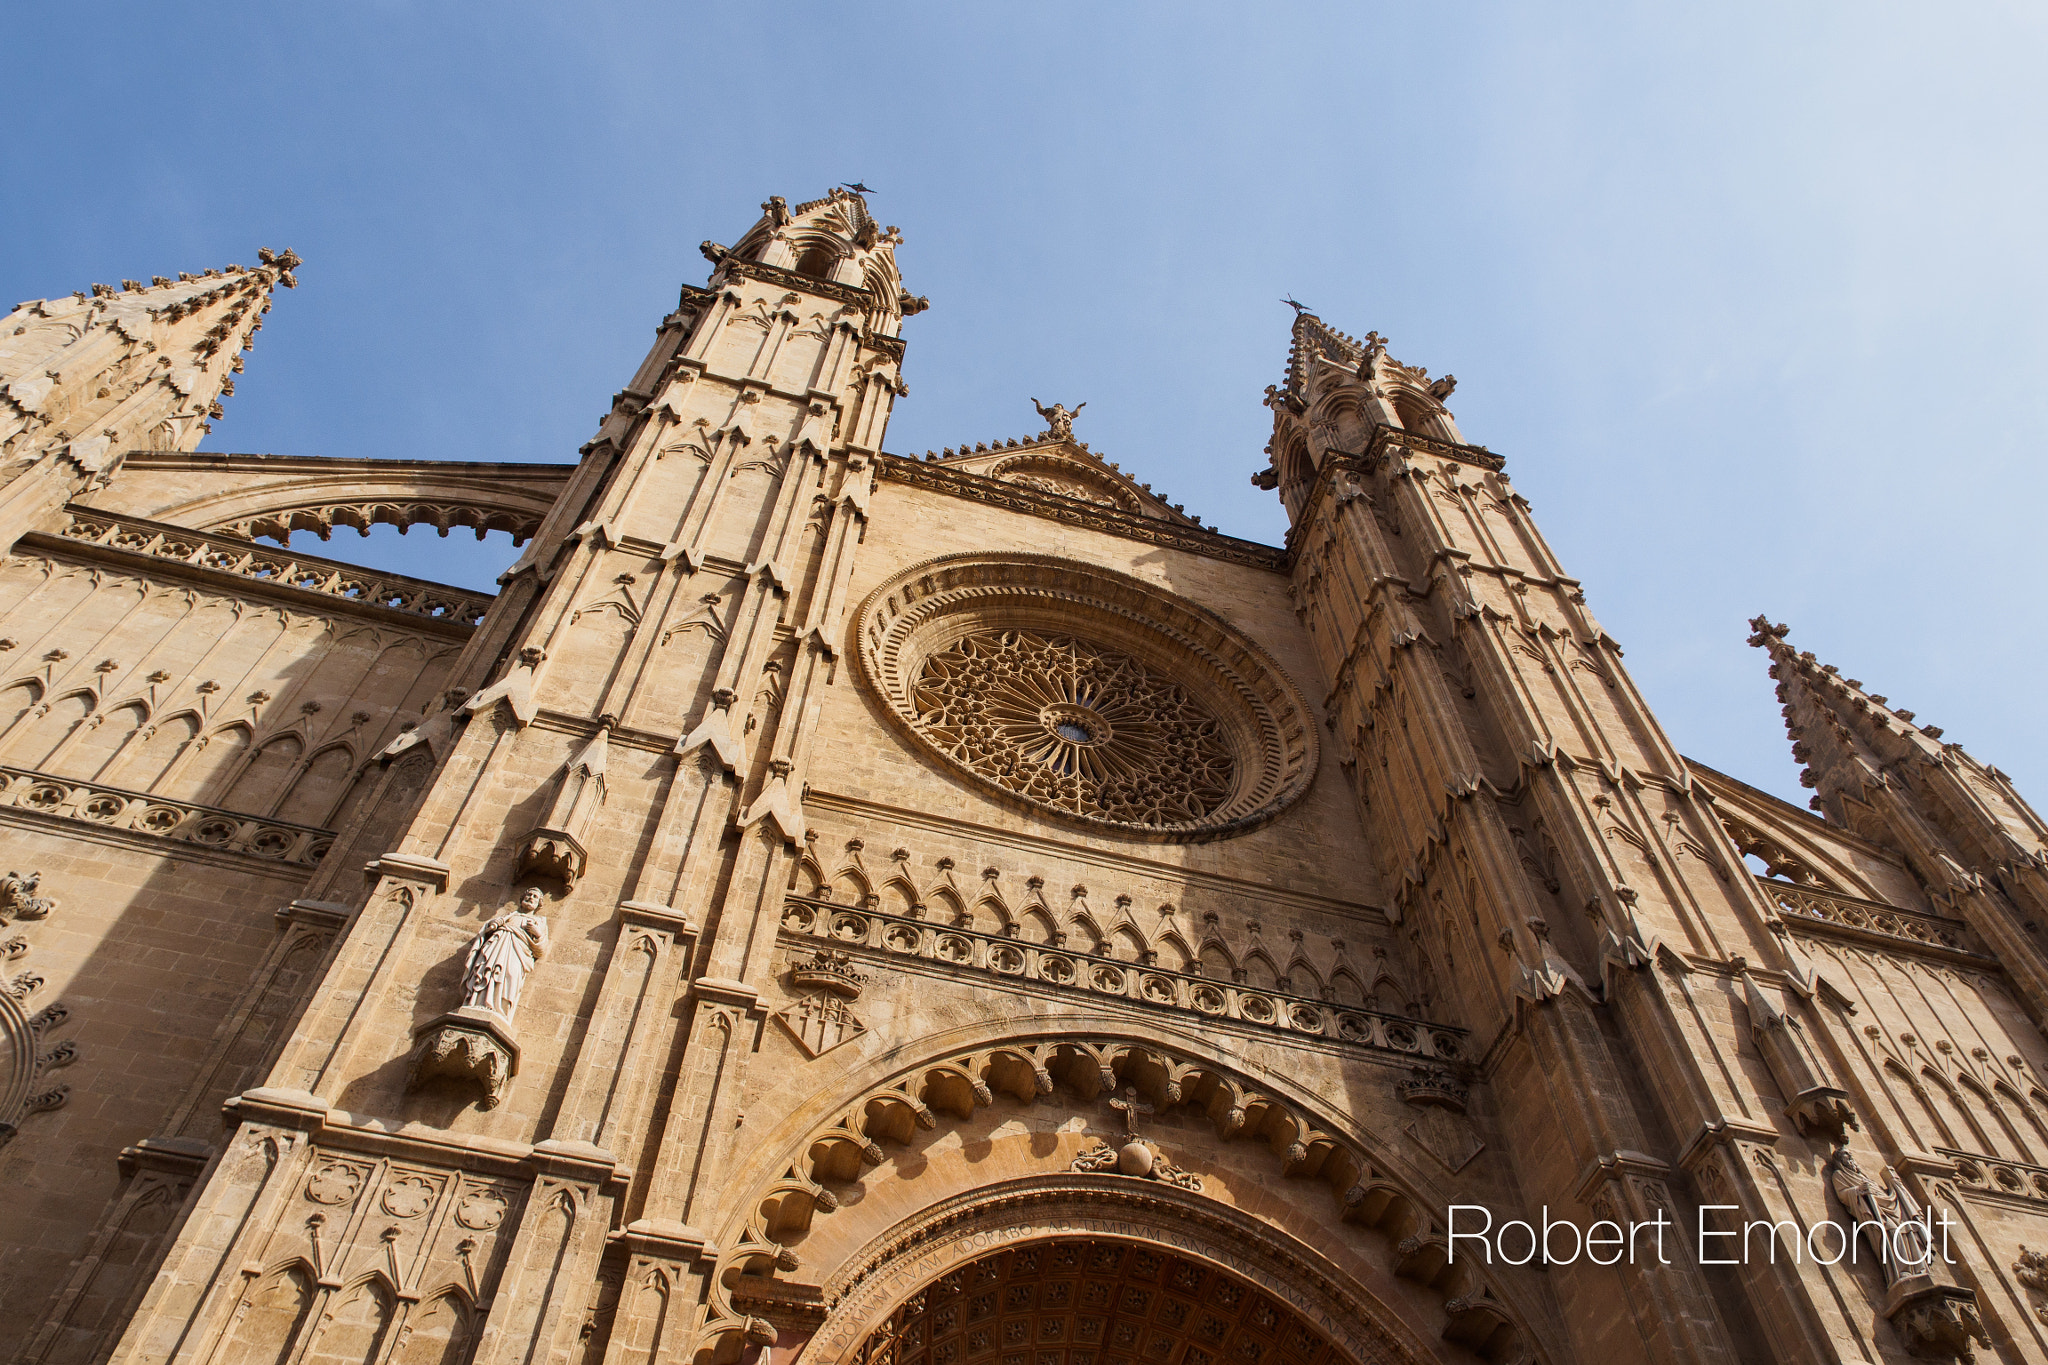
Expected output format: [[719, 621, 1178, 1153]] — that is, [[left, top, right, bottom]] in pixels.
[[780, 895, 1463, 1062]]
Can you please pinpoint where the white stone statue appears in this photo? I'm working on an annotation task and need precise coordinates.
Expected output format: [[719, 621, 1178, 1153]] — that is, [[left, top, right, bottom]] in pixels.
[[1832, 1150, 1932, 1286], [461, 887, 550, 1021]]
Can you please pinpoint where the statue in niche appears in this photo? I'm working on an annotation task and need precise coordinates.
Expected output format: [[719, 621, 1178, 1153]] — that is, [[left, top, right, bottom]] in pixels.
[[461, 887, 550, 1021], [1031, 398, 1086, 440], [1830, 1149, 1933, 1287]]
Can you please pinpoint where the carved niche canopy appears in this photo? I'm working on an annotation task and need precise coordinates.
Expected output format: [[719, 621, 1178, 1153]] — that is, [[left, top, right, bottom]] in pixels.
[[855, 556, 1317, 840]]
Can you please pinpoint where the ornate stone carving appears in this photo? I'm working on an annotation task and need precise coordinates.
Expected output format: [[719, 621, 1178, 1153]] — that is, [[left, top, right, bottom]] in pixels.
[[514, 726, 608, 888], [788, 946, 865, 998], [912, 629, 1236, 827], [0, 766, 335, 866], [2016, 1246, 2048, 1324], [856, 556, 1317, 839], [56, 508, 493, 628], [1070, 1085, 1202, 1191], [1029, 397, 1085, 440], [461, 888, 550, 1020], [772, 991, 866, 1059], [0, 871, 57, 923], [1744, 975, 1857, 1143], [408, 890, 547, 1109], [408, 1008, 520, 1110], [0, 997, 76, 1146]]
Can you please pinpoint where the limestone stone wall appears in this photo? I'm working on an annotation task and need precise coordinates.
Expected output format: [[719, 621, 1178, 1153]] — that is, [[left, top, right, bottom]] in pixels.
[[0, 819, 324, 1360], [0, 542, 466, 821]]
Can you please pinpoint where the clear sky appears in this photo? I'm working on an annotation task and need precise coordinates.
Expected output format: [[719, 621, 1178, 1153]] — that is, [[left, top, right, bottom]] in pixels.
[[7, 4, 2044, 811]]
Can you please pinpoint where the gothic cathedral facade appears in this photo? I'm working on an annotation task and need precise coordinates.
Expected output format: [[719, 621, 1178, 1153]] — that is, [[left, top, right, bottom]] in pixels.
[[0, 190, 2043, 1364]]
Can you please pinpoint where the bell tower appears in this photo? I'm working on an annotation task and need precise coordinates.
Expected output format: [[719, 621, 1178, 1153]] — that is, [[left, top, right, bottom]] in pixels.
[[102, 191, 923, 1365], [1261, 309, 1990, 1361]]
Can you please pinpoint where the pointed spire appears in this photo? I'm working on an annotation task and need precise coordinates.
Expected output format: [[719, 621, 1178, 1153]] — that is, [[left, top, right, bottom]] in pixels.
[[0, 250, 300, 553], [1746, 615, 1950, 822], [2, 250, 298, 464]]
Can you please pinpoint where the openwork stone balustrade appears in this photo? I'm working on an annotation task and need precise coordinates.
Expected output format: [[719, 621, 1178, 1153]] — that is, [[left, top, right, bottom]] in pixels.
[[1756, 878, 1984, 958], [0, 765, 333, 866], [57, 508, 492, 626], [1942, 1148, 2048, 1207], [778, 895, 1464, 1062]]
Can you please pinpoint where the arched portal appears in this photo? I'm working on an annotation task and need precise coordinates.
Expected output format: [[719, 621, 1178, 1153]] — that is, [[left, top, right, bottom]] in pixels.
[[847, 1236, 1350, 1365], [788, 1180, 1435, 1365]]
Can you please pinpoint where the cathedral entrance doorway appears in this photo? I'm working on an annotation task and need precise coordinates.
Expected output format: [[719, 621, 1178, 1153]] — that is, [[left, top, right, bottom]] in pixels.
[[843, 1236, 1348, 1365], [789, 1181, 1427, 1365]]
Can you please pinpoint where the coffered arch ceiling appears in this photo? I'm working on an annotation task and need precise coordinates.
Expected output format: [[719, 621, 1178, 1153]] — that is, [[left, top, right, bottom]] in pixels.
[[848, 1236, 1357, 1365], [84, 453, 575, 546]]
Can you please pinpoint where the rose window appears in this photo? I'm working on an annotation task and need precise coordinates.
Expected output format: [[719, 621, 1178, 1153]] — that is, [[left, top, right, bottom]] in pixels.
[[855, 555, 1318, 840], [911, 631, 1236, 826]]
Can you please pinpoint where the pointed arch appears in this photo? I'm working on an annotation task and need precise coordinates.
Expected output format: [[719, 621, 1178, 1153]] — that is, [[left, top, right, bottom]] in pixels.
[[831, 864, 873, 907], [1994, 1082, 2048, 1163], [965, 895, 1006, 935], [1240, 949, 1280, 991], [393, 1288, 477, 1365], [0, 679, 41, 742], [1956, 1072, 2031, 1162], [927, 886, 965, 925], [180, 721, 253, 803], [17, 689, 97, 768], [1153, 931, 1196, 973], [1067, 909, 1108, 953], [1329, 968, 1367, 1008], [1198, 939, 1236, 981], [1921, 1067, 1990, 1152], [1016, 906, 1058, 946], [222, 732, 305, 816], [62, 699, 148, 780], [123, 710, 200, 792], [1283, 955, 1325, 998], [878, 876, 917, 918], [273, 743, 356, 827], [302, 1273, 395, 1365], [220, 1261, 315, 1365], [1107, 923, 1146, 962]]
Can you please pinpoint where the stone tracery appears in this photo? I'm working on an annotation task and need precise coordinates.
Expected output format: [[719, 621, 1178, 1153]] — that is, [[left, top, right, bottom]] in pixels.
[[911, 629, 1236, 827], [856, 555, 1317, 840]]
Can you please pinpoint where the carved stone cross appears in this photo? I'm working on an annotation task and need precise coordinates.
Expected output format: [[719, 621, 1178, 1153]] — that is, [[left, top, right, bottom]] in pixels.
[[1108, 1084, 1153, 1137]]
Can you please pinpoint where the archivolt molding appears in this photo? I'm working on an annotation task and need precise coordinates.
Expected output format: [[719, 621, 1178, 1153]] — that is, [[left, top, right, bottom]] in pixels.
[[708, 1029, 1531, 1364], [854, 555, 1318, 841], [803, 1182, 1437, 1365]]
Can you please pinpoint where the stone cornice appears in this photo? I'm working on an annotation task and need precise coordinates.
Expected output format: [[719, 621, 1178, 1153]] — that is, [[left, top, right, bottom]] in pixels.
[[874, 454, 1288, 572], [716, 256, 874, 310]]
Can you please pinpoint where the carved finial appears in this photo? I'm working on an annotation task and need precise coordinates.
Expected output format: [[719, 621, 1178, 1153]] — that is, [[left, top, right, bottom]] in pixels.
[[1746, 615, 1790, 647]]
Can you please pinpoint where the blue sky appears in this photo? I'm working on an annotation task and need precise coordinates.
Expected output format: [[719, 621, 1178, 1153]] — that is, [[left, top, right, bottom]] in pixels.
[[7, 4, 2045, 810]]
